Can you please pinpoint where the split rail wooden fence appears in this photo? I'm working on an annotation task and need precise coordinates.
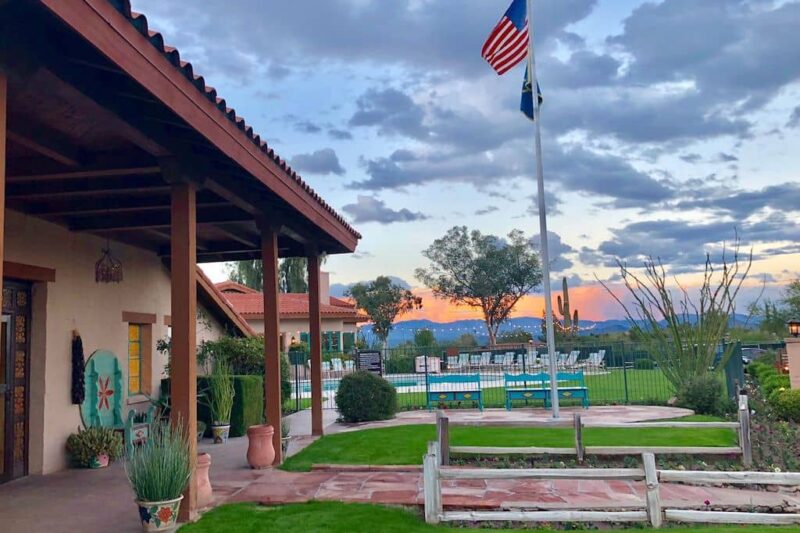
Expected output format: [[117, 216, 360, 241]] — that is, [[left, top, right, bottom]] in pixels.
[[436, 394, 752, 467]]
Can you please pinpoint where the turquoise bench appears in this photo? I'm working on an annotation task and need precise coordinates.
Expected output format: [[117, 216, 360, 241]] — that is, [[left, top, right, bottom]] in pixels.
[[504, 371, 589, 410], [427, 374, 483, 411]]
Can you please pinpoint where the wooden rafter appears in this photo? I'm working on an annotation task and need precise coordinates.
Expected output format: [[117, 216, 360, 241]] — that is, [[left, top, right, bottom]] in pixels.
[[7, 165, 160, 183], [7, 120, 83, 166]]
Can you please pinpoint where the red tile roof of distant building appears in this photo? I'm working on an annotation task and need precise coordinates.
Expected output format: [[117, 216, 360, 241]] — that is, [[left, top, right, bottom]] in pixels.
[[216, 284, 368, 321]]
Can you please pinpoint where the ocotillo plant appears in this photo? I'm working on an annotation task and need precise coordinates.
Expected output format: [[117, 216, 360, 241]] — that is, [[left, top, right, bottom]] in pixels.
[[557, 277, 580, 337]]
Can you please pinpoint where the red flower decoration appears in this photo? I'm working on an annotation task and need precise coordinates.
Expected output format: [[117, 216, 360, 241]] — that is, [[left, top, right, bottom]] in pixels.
[[156, 506, 173, 523], [704, 499, 711, 506], [97, 376, 114, 411]]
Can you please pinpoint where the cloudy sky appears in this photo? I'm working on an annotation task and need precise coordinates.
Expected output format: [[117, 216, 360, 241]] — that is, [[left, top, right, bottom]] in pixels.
[[134, 0, 800, 322]]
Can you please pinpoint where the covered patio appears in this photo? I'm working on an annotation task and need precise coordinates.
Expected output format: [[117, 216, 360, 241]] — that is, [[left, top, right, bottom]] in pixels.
[[0, 0, 359, 522]]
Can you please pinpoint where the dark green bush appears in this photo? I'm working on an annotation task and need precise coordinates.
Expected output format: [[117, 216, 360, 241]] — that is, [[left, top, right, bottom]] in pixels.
[[634, 358, 655, 370], [335, 371, 397, 422], [762, 374, 791, 397], [200, 336, 291, 402], [385, 352, 415, 374], [772, 389, 800, 422], [677, 373, 725, 415], [164, 375, 265, 438]]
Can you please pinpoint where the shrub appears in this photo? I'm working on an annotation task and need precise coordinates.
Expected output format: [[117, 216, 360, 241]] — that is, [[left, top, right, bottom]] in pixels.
[[164, 375, 265, 438], [634, 358, 655, 370], [385, 352, 415, 374], [762, 374, 791, 397], [232, 376, 264, 436], [66, 426, 123, 467], [126, 421, 193, 502], [336, 371, 397, 422], [772, 389, 800, 422], [200, 336, 291, 400], [677, 373, 725, 415]]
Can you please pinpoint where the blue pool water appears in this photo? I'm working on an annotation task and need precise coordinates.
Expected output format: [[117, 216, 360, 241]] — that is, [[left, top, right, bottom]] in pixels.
[[295, 376, 422, 393]]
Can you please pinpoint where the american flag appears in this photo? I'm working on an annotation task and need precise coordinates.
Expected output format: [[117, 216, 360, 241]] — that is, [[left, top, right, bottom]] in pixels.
[[481, 0, 528, 75]]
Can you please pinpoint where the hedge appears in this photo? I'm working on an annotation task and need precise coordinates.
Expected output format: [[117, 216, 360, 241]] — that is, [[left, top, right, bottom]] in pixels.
[[161, 375, 265, 438]]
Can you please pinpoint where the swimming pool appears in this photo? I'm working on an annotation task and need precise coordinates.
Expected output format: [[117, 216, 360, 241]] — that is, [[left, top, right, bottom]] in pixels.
[[293, 375, 423, 394]]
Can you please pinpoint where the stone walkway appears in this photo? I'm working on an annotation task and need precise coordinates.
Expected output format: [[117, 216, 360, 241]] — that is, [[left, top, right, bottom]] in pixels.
[[224, 465, 800, 512]]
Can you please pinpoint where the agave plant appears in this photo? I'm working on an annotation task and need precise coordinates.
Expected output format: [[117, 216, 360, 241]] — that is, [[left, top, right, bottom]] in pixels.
[[125, 420, 193, 503]]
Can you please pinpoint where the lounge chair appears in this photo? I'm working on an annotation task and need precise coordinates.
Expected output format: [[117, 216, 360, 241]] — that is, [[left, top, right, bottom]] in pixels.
[[492, 353, 505, 366], [344, 360, 355, 372], [331, 358, 344, 374], [479, 352, 492, 367], [458, 353, 470, 369], [447, 356, 461, 370], [563, 350, 580, 368], [502, 353, 515, 367], [469, 354, 482, 369]]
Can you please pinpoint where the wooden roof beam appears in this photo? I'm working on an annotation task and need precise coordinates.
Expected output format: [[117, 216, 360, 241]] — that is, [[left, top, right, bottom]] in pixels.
[[7, 165, 160, 183], [68, 206, 251, 232], [7, 185, 170, 200], [7, 119, 83, 166]]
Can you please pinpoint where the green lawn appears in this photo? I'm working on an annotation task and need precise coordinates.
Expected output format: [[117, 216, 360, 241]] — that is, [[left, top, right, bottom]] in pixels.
[[181, 502, 800, 532], [396, 368, 674, 409], [281, 423, 737, 472]]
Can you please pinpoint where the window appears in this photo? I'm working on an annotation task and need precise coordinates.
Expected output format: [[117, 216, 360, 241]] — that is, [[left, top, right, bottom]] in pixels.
[[343, 332, 355, 351], [128, 324, 142, 395]]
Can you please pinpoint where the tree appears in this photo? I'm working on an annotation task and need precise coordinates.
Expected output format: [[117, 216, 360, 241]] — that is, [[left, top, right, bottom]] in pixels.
[[279, 258, 308, 293], [415, 226, 542, 346], [599, 241, 752, 390], [347, 276, 423, 348], [414, 329, 436, 347], [226, 260, 262, 291], [497, 328, 533, 344]]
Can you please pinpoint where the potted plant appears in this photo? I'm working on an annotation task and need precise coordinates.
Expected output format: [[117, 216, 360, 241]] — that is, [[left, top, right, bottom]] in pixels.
[[207, 359, 235, 444], [66, 425, 123, 468], [125, 421, 193, 532]]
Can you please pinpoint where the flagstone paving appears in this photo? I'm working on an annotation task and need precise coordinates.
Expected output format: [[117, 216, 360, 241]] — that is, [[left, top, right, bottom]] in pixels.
[[221, 465, 800, 512]]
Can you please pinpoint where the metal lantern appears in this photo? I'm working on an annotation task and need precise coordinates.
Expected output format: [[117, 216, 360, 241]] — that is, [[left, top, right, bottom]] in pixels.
[[95, 247, 123, 283], [788, 319, 800, 338]]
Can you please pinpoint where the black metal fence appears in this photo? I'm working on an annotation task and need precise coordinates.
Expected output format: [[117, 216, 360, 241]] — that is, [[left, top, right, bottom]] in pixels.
[[285, 342, 720, 411]]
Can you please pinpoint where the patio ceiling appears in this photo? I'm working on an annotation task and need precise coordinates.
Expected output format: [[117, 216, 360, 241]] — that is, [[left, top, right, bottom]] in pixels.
[[0, 0, 360, 262]]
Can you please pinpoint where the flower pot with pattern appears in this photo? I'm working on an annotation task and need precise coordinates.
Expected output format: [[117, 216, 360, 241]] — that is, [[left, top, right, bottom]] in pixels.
[[90, 453, 110, 469], [136, 495, 182, 532], [211, 423, 230, 444]]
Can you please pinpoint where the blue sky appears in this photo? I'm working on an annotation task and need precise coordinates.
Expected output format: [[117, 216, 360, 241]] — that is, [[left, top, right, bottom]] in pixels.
[[134, 0, 800, 319]]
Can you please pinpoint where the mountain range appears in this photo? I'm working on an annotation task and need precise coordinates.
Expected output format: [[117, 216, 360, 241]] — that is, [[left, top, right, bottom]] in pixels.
[[360, 314, 758, 347]]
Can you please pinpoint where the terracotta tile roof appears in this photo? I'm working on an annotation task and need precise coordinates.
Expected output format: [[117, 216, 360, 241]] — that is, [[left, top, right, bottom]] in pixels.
[[219, 290, 368, 321], [216, 280, 258, 294], [195, 268, 255, 337], [107, 0, 360, 240]]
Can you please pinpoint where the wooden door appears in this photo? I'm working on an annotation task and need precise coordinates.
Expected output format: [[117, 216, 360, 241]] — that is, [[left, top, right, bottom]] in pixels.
[[1, 280, 31, 482]]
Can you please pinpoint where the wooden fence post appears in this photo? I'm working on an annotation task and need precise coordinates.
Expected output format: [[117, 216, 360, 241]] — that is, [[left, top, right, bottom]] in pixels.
[[424, 441, 442, 523], [573, 413, 584, 463], [642, 453, 662, 528], [738, 394, 752, 467], [437, 410, 450, 466]]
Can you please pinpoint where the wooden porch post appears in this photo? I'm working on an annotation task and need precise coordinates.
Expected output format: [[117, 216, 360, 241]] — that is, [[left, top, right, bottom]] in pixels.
[[259, 221, 282, 463], [307, 252, 323, 436], [170, 181, 197, 521], [0, 72, 7, 285]]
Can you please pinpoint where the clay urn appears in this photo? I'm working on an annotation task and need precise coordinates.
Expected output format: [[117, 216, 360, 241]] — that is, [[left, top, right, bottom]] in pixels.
[[246, 424, 275, 469], [196, 452, 213, 509]]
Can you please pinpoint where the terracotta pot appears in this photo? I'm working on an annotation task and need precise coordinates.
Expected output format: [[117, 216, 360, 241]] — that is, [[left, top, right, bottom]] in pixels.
[[136, 495, 182, 532], [211, 423, 230, 444], [246, 424, 275, 469], [90, 454, 110, 469], [196, 452, 213, 509]]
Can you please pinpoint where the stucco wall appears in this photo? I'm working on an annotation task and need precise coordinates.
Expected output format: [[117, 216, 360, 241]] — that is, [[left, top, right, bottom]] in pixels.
[[6, 210, 180, 474]]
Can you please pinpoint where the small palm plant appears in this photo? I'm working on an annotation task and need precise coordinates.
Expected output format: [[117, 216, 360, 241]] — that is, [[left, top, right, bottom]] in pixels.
[[207, 358, 235, 443], [125, 420, 193, 530]]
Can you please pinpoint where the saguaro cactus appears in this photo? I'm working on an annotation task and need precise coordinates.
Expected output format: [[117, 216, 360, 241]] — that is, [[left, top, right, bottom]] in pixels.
[[557, 277, 579, 337]]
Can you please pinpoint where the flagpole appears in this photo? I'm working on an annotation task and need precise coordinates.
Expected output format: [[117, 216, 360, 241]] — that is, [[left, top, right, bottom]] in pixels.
[[526, 0, 560, 418]]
